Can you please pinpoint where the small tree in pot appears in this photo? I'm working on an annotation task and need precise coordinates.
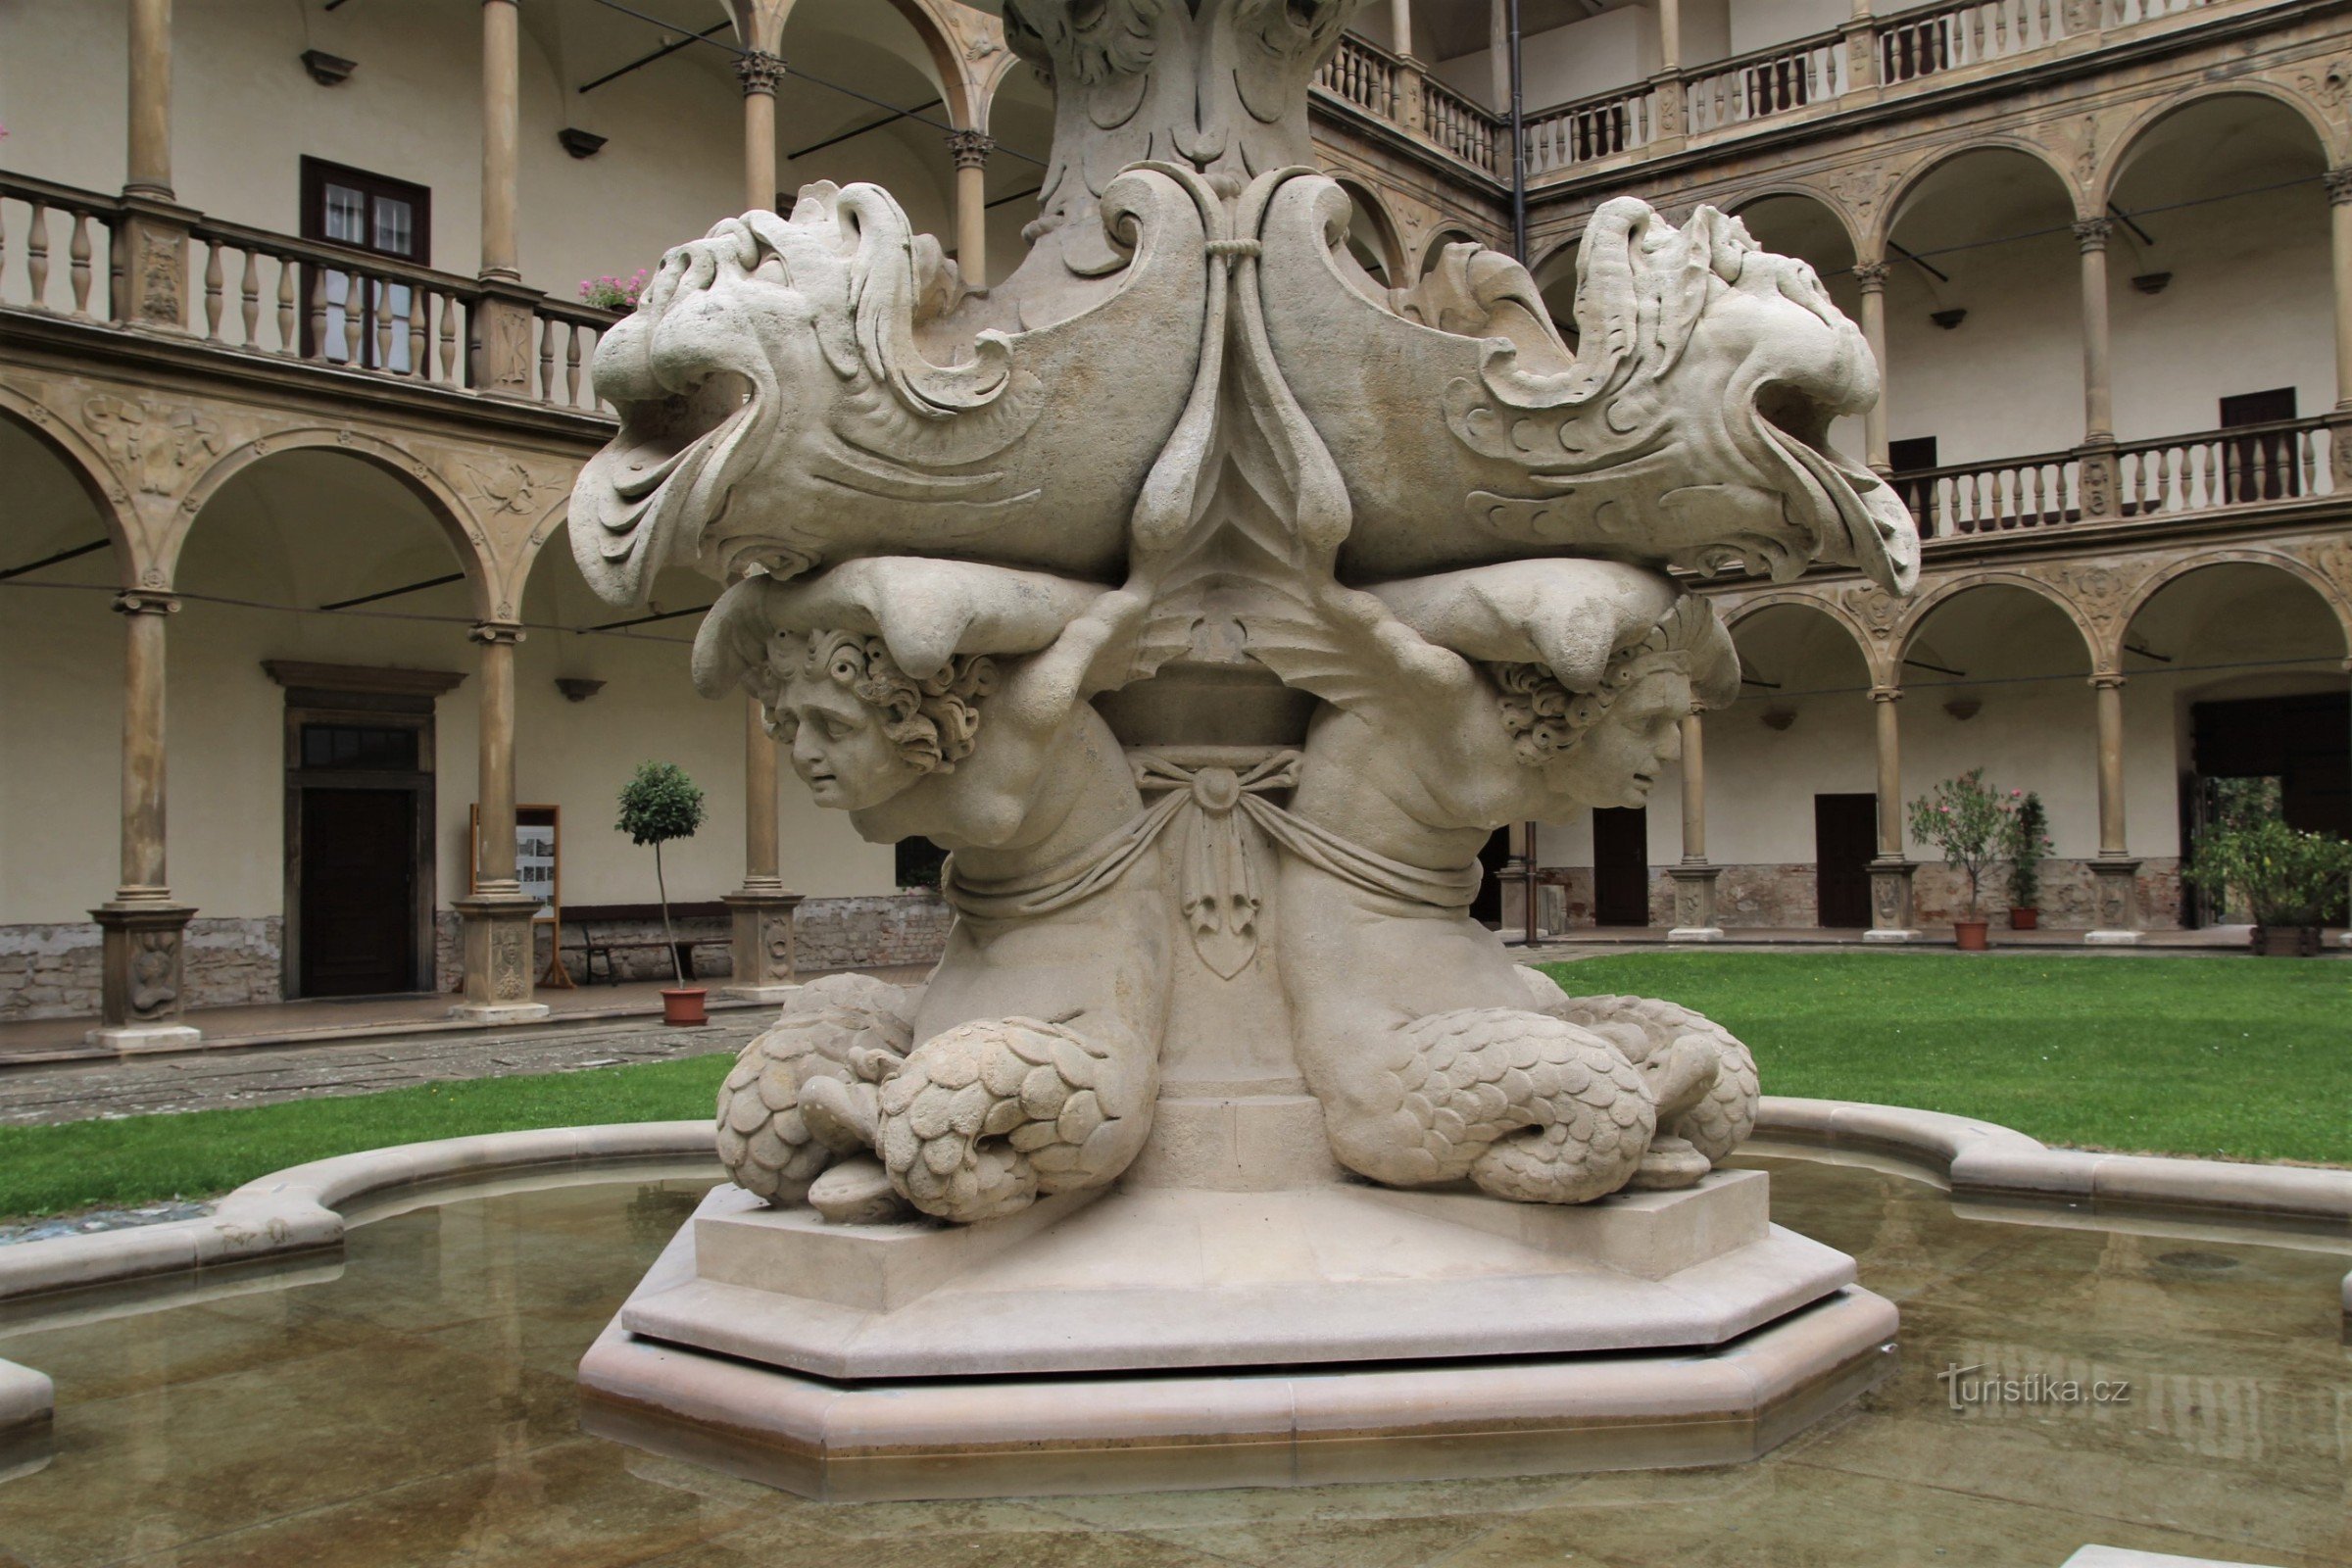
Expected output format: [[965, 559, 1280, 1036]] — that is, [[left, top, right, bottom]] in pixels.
[[615, 760, 708, 1018], [1999, 790, 2051, 929], [1908, 769, 2009, 951], [2182, 819, 2352, 957]]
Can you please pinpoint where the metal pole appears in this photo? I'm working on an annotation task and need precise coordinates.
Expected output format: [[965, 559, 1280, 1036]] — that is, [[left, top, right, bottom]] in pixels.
[[1507, 0, 1527, 262]]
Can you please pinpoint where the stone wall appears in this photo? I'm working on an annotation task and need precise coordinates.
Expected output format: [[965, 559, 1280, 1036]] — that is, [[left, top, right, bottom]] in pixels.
[[0, 916, 283, 1021], [1535, 858, 2186, 932]]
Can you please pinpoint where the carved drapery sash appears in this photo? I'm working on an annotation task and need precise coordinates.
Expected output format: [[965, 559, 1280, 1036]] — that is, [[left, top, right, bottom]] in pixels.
[[943, 751, 1482, 975]]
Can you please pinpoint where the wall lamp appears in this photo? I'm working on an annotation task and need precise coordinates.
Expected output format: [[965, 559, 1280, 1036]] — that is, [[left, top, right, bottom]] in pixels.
[[1761, 706, 1797, 731], [558, 128, 609, 160], [301, 50, 357, 86], [555, 678, 607, 704], [2131, 271, 2172, 295], [1930, 308, 1967, 330], [1943, 697, 1983, 721]]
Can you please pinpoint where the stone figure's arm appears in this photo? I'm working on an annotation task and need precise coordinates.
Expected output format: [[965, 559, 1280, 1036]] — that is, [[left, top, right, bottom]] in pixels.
[[690, 557, 1107, 701], [1366, 560, 1687, 691], [1237, 572, 1475, 730]]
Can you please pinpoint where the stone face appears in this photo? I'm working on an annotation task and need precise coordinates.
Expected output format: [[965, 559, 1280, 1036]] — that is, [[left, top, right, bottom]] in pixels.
[[568, 0, 1911, 1494]]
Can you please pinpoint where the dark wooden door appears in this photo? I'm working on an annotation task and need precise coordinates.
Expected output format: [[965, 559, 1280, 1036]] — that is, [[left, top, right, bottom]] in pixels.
[[1814, 793, 1878, 928], [299, 787, 416, 996], [1592, 807, 1649, 926], [1470, 827, 1511, 927]]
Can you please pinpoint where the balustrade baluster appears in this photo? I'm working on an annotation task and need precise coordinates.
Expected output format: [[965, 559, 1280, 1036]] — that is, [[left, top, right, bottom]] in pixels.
[[2186, 441, 2207, 510], [201, 240, 223, 338], [68, 211, 92, 317], [538, 316, 557, 402], [238, 248, 260, 347], [409, 287, 427, 377], [307, 266, 328, 362], [2301, 427, 2320, 494], [371, 277, 392, 369], [436, 294, 457, 381], [25, 202, 49, 309], [566, 322, 583, 405], [271, 255, 293, 352]]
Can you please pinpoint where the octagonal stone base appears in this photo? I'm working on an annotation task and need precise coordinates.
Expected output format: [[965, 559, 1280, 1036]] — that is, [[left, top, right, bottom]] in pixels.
[[578, 1165, 1895, 1499]]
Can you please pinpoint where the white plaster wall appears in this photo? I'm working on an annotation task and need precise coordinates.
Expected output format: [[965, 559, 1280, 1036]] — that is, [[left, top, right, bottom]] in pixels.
[[1727, 0, 1847, 55], [1439, 9, 1658, 112]]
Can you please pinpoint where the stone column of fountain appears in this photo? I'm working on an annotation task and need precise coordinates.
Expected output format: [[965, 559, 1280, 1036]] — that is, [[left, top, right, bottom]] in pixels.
[[569, 0, 1915, 1501]]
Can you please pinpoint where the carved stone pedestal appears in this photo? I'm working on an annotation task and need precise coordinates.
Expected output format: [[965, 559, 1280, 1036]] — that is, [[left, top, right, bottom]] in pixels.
[[1667, 863, 1725, 942], [85, 899, 200, 1054], [721, 890, 803, 1003], [451, 894, 550, 1024], [2084, 856, 2142, 946], [1864, 858, 1921, 943], [580, 1088, 1892, 1500]]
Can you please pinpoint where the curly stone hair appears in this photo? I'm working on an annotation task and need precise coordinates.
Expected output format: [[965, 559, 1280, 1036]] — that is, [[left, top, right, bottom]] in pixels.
[[1492, 598, 1734, 767], [780, 630, 1000, 773]]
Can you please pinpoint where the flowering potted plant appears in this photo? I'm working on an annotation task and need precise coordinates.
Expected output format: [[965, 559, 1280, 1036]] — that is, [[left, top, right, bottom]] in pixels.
[[2182, 819, 2352, 957], [578, 269, 650, 313], [1907, 769, 2009, 951], [615, 760, 709, 1022], [1999, 790, 2051, 930]]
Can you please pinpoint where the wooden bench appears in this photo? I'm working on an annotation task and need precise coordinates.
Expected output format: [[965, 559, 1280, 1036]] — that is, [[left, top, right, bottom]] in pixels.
[[561, 903, 730, 986]]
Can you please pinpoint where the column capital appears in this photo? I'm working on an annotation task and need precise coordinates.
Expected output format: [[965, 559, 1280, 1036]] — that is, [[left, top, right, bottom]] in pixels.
[[2089, 670, 2127, 689], [1851, 260, 1890, 292], [735, 50, 785, 97], [1869, 683, 1903, 703], [946, 128, 995, 170], [2327, 167, 2352, 206], [113, 590, 179, 616], [2072, 216, 2113, 252], [469, 621, 526, 646]]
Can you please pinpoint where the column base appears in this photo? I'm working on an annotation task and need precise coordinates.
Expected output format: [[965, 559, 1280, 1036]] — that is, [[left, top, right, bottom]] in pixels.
[[1866, 858, 1918, 942], [1666, 926, 1725, 943], [722, 889, 803, 997], [1862, 929, 1921, 944], [1666, 863, 1721, 942], [2087, 857, 2141, 943], [453, 893, 546, 1016], [2083, 930, 2143, 947], [448, 1002, 553, 1025], [88, 898, 198, 1037], [86, 1023, 203, 1055]]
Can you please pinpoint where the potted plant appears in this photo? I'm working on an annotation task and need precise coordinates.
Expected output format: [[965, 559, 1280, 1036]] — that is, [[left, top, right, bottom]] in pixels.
[[1999, 790, 2051, 930], [2182, 819, 2352, 957], [615, 760, 709, 1022], [1908, 768, 2009, 951]]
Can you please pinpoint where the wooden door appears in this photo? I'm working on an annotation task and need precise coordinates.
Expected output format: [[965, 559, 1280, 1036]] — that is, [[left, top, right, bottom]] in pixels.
[[1814, 793, 1878, 928], [299, 787, 416, 996], [1592, 808, 1649, 926]]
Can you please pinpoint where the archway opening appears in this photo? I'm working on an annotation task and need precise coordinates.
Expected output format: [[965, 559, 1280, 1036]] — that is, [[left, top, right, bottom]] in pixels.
[[175, 449, 479, 1001], [1723, 602, 1877, 927], [2122, 561, 2348, 925], [2106, 94, 2330, 503], [1732, 193, 1866, 463], [1885, 149, 2082, 488]]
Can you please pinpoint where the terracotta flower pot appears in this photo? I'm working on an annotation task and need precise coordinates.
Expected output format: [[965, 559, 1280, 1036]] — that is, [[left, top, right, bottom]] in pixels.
[[662, 986, 709, 1025], [2007, 906, 2038, 930], [1953, 918, 1990, 952]]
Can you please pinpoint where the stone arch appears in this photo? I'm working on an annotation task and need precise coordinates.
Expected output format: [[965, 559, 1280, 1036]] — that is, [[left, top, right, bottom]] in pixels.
[[878, 0, 986, 129], [1414, 225, 1480, 278], [169, 430, 494, 619], [1875, 135, 2083, 253], [0, 390, 142, 586], [1895, 571, 2101, 677], [1720, 588, 1886, 683], [1724, 183, 1864, 260], [2118, 551, 2352, 664], [2094, 83, 2342, 206], [1330, 175, 1409, 283]]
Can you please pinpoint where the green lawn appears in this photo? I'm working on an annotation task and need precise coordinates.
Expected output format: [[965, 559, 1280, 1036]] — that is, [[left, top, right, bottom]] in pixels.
[[1543, 952, 2350, 1166], [0, 951, 2342, 1224]]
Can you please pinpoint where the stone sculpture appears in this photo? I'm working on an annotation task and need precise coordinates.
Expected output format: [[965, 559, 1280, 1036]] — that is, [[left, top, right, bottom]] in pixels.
[[574, 0, 1914, 1496]]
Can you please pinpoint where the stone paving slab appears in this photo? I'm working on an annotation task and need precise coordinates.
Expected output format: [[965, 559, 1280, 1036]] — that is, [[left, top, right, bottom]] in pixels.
[[0, 1014, 770, 1130]]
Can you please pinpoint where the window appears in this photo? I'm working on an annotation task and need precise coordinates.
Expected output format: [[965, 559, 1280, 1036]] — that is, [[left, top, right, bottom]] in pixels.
[[299, 158, 431, 370], [1888, 436, 1940, 537], [2218, 388, 2298, 503], [299, 723, 420, 772]]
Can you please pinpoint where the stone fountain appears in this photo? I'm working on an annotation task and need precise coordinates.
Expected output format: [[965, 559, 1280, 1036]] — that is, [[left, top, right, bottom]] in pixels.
[[572, 0, 1914, 1501]]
